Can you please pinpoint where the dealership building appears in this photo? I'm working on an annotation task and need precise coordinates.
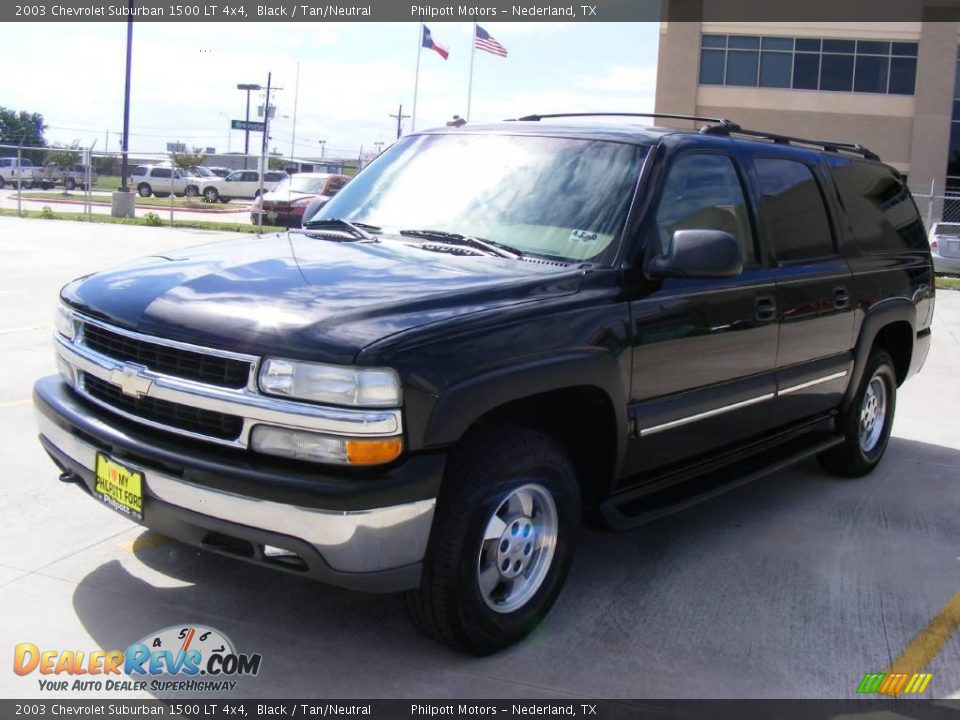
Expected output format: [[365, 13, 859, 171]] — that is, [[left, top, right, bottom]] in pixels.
[[655, 12, 960, 198]]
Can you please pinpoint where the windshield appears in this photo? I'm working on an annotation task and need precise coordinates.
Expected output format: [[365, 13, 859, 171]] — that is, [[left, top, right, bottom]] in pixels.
[[316, 133, 646, 262], [192, 166, 215, 177], [272, 176, 329, 194]]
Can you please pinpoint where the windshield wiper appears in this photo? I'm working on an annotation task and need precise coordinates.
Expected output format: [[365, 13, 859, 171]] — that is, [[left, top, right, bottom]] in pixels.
[[298, 218, 381, 241], [399, 229, 523, 259]]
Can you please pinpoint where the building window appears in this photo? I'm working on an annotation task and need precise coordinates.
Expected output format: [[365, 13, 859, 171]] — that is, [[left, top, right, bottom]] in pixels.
[[700, 34, 918, 95], [947, 48, 960, 193]]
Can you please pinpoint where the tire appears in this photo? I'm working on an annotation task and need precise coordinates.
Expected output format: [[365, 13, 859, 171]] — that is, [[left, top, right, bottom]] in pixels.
[[0, 176, 5, 189], [185, 185, 199, 197], [64, 178, 76, 191], [137, 183, 152, 197], [404, 426, 580, 655], [220, 196, 230, 204], [202, 187, 219, 203], [818, 349, 897, 478]]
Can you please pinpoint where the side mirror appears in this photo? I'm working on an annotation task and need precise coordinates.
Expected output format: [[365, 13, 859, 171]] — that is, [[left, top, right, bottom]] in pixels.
[[648, 229, 744, 279]]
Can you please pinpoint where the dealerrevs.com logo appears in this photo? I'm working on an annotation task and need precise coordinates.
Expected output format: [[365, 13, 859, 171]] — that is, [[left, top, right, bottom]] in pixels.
[[13, 625, 262, 693]]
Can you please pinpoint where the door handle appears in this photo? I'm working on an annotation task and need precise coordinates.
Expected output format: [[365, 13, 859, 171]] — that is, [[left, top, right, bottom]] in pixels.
[[755, 295, 777, 322], [833, 286, 850, 310]]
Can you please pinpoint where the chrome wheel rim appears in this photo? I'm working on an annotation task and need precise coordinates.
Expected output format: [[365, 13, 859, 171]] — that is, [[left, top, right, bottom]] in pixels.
[[859, 375, 887, 452], [477, 483, 558, 614]]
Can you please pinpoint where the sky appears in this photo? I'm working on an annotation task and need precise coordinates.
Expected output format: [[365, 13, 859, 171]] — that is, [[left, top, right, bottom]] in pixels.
[[0, 21, 659, 161]]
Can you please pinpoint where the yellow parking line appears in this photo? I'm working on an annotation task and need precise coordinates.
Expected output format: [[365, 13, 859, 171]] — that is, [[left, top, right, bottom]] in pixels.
[[884, 590, 960, 675], [0, 398, 31, 408], [121, 533, 173, 553]]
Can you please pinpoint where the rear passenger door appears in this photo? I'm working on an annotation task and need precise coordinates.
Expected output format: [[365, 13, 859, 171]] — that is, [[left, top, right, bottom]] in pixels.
[[747, 152, 854, 426]]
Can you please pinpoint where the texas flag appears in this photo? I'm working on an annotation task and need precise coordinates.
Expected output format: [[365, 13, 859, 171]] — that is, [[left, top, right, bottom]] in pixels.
[[422, 25, 449, 60]]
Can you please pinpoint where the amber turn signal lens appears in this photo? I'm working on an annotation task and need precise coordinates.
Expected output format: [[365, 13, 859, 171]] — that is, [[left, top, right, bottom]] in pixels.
[[345, 437, 404, 465]]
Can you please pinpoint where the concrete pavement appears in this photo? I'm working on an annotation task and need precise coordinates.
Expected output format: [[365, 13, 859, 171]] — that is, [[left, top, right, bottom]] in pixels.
[[0, 216, 958, 700]]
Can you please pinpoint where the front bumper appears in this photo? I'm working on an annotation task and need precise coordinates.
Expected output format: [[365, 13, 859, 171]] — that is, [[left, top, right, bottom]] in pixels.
[[34, 376, 444, 593]]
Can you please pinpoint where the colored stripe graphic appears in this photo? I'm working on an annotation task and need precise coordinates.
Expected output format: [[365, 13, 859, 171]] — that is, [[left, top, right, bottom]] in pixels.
[[856, 672, 933, 695]]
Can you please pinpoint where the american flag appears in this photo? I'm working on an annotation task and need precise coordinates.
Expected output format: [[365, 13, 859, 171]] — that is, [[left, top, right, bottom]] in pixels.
[[474, 25, 508, 58]]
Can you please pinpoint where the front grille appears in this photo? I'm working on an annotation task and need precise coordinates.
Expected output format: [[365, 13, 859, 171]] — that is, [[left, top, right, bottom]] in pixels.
[[81, 323, 250, 389], [83, 374, 244, 441]]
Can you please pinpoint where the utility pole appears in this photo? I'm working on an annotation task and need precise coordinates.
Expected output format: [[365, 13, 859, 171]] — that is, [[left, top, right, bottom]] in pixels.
[[237, 82, 261, 169], [389, 104, 410, 140], [289, 61, 300, 162], [257, 73, 282, 233], [319, 140, 325, 158]]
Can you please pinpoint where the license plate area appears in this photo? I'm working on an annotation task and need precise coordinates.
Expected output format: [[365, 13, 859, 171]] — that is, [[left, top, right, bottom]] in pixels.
[[94, 453, 144, 521]]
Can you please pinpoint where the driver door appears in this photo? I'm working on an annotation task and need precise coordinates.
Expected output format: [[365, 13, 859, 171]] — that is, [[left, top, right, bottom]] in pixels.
[[622, 150, 779, 481]]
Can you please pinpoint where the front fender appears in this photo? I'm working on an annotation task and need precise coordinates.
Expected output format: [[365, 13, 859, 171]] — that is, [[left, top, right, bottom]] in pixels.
[[422, 349, 629, 475]]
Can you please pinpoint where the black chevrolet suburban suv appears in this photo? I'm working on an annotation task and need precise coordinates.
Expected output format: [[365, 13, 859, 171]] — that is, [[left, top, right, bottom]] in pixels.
[[35, 114, 934, 654]]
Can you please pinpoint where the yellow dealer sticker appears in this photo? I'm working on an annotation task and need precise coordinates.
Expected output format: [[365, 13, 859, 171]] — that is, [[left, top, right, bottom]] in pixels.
[[94, 454, 143, 521]]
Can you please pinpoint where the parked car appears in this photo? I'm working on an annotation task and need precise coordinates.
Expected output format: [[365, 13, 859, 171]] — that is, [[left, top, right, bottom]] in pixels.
[[180, 166, 220, 198], [927, 221, 960, 273], [200, 170, 287, 203], [250, 173, 349, 227], [131, 165, 197, 198], [0, 157, 39, 188], [35, 114, 933, 655], [42, 164, 98, 191]]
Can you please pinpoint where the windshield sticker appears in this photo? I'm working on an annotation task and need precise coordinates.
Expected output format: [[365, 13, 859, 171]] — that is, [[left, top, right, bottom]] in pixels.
[[570, 229, 599, 243]]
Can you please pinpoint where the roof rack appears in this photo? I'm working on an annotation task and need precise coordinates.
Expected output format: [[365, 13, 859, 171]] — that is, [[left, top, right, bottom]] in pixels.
[[702, 122, 880, 161], [507, 112, 739, 131]]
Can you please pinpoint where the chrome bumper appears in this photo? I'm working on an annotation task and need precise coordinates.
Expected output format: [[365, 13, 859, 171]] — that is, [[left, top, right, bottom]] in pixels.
[[36, 411, 436, 575]]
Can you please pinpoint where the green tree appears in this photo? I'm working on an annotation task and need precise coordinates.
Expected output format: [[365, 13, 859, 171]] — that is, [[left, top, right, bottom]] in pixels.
[[267, 155, 287, 171], [170, 146, 207, 172], [45, 141, 82, 168], [0, 107, 47, 162]]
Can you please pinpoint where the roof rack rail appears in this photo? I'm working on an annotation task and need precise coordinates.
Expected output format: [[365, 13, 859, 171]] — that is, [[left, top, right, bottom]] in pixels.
[[507, 112, 739, 130], [704, 122, 881, 161]]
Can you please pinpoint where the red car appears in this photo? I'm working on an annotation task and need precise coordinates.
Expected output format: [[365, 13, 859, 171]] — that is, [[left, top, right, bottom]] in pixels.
[[251, 173, 350, 228]]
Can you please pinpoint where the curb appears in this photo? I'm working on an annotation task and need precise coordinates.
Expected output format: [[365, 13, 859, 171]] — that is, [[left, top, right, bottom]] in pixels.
[[17, 195, 251, 214]]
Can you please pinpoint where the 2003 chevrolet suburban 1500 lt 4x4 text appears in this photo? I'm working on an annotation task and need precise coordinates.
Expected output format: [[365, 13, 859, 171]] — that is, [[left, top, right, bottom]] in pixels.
[[34, 114, 934, 654]]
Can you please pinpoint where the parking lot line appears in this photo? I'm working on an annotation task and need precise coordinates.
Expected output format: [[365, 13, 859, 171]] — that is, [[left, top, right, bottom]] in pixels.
[[0, 398, 31, 408], [884, 590, 960, 675], [0, 324, 48, 335]]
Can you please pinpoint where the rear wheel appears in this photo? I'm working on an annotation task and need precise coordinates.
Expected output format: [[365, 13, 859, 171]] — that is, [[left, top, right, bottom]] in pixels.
[[185, 185, 199, 197], [0, 176, 5, 189], [137, 183, 152, 197], [404, 427, 580, 655], [64, 177, 76, 191], [202, 187, 219, 203], [818, 349, 897, 477]]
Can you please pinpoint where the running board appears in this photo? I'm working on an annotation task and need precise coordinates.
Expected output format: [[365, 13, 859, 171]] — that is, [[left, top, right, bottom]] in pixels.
[[600, 434, 844, 531]]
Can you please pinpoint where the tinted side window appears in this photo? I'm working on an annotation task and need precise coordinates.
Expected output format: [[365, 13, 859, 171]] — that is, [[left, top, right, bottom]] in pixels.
[[133, 166, 147, 175], [655, 153, 756, 265], [755, 158, 834, 261], [152, 167, 172, 179], [826, 157, 926, 252], [242, 172, 259, 182]]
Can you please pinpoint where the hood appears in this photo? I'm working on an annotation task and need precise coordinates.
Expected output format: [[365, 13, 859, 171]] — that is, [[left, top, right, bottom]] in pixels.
[[261, 189, 317, 205], [62, 233, 582, 365]]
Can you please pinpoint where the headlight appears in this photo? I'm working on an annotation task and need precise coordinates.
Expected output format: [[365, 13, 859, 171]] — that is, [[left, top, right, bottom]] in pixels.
[[250, 425, 403, 465], [259, 358, 401, 407], [54, 304, 77, 341]]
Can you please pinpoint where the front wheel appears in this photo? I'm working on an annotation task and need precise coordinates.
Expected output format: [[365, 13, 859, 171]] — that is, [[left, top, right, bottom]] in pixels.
[[818, 349, 897, 477], [404, 427, 580, 655], [202, 187, 219, 203], [137, 183, 151, 197], [64, 178, 76, 191]]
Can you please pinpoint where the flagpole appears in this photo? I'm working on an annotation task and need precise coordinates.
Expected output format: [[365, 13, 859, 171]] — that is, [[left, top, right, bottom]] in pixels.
[[412, 23, 423, 132], [466, 22, 477, 121]]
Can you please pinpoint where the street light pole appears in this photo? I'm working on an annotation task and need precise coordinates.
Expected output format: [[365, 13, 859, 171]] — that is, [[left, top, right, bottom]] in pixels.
[[237, 83, 261, 169], [120, 0, 134, 191]]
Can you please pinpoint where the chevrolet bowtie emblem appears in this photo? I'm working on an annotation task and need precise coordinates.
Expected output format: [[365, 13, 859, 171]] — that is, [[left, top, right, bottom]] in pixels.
[[109, 364, 153, 398]]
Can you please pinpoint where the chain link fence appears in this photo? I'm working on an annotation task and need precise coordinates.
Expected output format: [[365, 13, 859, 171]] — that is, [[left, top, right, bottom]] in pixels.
[[910, 177, 960, 231]]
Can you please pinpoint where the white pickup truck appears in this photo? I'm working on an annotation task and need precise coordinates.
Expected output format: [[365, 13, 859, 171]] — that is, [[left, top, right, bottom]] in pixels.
[[0, 157, 40, 188]]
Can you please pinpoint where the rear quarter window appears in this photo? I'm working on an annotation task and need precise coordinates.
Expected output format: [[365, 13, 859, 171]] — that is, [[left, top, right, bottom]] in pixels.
[[826, 157, 926, 253]]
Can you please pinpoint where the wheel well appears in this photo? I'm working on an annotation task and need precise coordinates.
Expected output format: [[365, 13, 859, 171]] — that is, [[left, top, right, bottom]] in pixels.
[[872, 321, 912, 385], [470, 386, 618, 508]]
